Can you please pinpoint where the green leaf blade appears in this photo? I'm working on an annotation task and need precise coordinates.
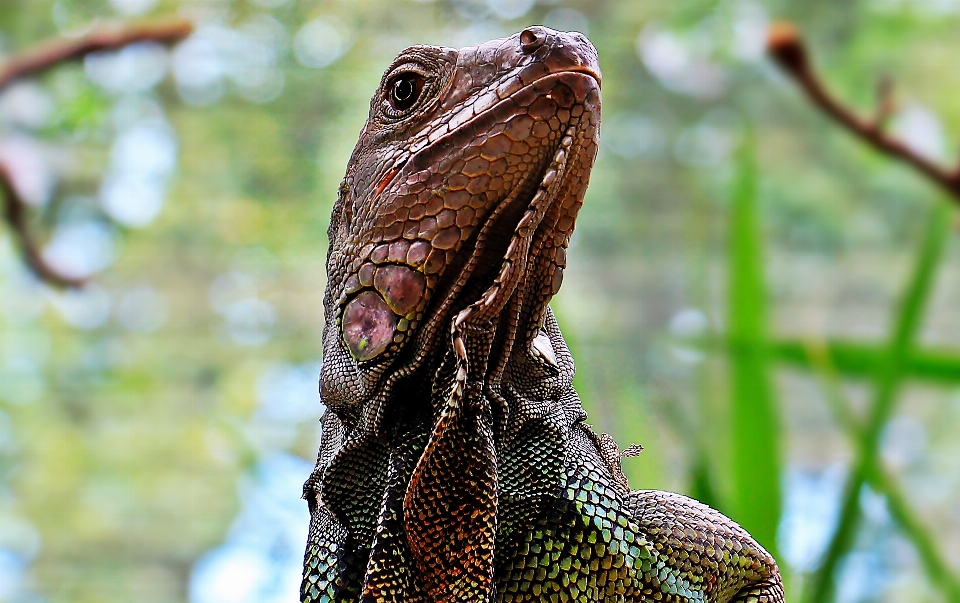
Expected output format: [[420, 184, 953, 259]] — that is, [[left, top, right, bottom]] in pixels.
[[727, 136, 782, 558]]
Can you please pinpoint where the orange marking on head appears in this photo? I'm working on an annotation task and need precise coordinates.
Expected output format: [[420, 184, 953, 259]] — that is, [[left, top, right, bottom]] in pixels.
[[374, 169, 398, 197]]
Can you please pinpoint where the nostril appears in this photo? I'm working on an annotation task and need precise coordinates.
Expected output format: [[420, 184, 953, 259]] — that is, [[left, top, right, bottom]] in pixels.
[[519, 28, 546, 54]]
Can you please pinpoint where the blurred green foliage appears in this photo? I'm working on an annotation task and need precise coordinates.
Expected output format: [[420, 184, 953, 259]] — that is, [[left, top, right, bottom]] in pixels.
[[1, 1, 960, 603]]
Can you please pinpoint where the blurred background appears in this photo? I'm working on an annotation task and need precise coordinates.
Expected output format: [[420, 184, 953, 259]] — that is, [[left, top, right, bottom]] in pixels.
[[1, 0, 959, 602]]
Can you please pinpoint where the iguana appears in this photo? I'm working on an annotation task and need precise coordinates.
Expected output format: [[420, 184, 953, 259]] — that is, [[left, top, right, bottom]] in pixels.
[[301, 26, 784, 603]]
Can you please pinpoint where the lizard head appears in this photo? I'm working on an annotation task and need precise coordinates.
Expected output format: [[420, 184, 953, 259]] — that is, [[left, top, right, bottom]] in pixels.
[[321, 25, 601, 430]]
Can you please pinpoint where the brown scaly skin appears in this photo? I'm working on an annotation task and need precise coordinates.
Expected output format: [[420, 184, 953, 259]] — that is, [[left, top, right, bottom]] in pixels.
[[302, 27, 784, 603]]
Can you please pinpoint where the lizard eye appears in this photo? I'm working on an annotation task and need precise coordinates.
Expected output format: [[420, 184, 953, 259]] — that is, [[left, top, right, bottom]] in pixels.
[[387, 73, 424, 112]]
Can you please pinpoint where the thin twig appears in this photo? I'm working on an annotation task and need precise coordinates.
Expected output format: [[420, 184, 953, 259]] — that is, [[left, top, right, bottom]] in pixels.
[[0, 19, 193, 288], [0, 162, 86, 287], [767, 22, 960, 206]]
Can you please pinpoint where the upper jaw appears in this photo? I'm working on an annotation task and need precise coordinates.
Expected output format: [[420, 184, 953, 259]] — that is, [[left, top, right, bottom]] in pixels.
[[444, 26, 601, 113]]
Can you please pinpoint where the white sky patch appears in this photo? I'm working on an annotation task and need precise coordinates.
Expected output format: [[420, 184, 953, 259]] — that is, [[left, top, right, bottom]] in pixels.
[[84, 42, 169, 93], [0, 82, 54, 128], [543, 8, 590, 36], [117, 286, 168, 333], [100, 120, 177, 228], [778, 464, 846, 573], [109, 0, 158, 15], [50, 283, 113, 330], [190, 454, 311, 603], [224, 298, 277, 346], [892, 102, 946, 162], [637, 25, 727, 99], [294, 17, 350, 69], [42, 221, 116, 279], [729, 1, 768, 63], [0, 136, 56, 207], [486, 0, 534, 20]]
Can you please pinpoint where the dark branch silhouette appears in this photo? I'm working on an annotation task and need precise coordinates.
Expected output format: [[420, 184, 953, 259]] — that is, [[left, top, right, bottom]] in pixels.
[[0, 19, 193, 288], [0, 163, 87, 287], [0, 20, 193, 93], [767, 22, 960, 206]]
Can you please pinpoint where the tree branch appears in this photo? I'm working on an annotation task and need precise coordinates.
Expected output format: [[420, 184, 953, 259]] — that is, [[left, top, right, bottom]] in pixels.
[[0, 19, 193, 288], [0, 162, 86, 287], [0, 19, 193, 93], [767, 22, 960, 206]]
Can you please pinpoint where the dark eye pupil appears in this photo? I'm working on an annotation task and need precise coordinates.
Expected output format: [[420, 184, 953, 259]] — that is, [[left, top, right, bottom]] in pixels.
[[394, 79, 413, 101], [389, 74, 420, 110]]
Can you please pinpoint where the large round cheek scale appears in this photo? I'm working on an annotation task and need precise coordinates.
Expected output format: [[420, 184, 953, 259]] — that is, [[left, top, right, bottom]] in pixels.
[[342, 291, 397, 361], [374, 264, 426, 317]]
